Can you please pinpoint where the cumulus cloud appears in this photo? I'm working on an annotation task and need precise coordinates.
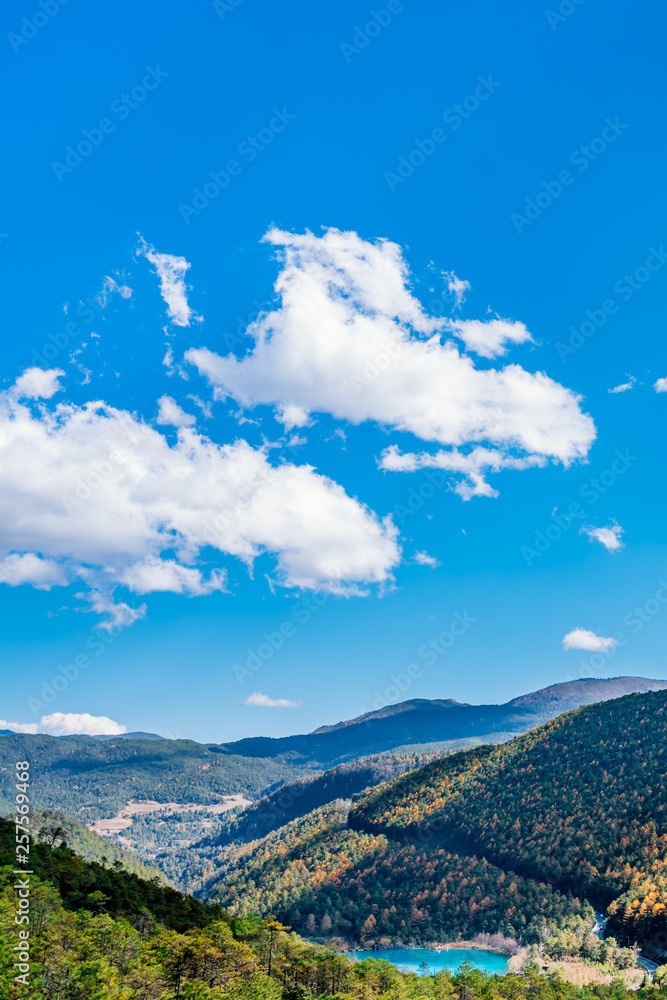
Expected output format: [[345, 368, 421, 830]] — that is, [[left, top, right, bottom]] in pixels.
[[242, 691, 302, 708], [0, 719, 38, 734], [142, 243, 198, 327], [120, 557, 227, 596], [186, 228, 594, 498], [0, 713, 127, 736], [581, 522, 624, 553], [413, 550, 440, 567], [446, 317, 533, 359], [0, 553, 68, 590], [654, 377, 667, 393], [562, 628, 617, 652], [12, 367, 65, 400], [0, 369, 399, 625], [609, 376, 636, 394], [156, 395, 196, 428]]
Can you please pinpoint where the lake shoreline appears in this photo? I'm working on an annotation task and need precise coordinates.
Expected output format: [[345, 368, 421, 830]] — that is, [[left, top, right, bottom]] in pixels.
[[343, 945, 513, 976], [329, 932, 521, 959]]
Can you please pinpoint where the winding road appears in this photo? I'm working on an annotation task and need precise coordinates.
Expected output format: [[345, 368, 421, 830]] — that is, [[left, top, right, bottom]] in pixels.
[[593, 911, 658, 982]]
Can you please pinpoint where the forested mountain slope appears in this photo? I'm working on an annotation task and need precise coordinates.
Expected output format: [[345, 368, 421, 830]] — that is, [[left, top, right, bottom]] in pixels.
[[0, 733, 300, 820], [31, 808, 165, 881], [0, 815, 224, 931], [350, 690, 667, 945], [206, 752, 437, 850], [206, 799, 592, 946], [206, 691, 667, 953], [2, 820, 661, 1000]]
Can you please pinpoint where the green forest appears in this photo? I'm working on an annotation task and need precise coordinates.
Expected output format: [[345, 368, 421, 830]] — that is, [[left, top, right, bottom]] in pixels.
[[350, 691, 667, 945], [0, 734, 300, 821], [207, 801, 591, 945], [202, 691, 667, 955], [1, 815, 667, 1000]]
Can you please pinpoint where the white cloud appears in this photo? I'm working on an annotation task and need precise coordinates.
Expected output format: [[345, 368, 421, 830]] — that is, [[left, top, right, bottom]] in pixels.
[[0, 713, 127, 736], [581, 522, 624, 553], [39, 712, 128, 736], [186, 228, 594, 499], [446, 317, 533, 359], [0, 553, 68, 590], [654, 377, 667, 393], [156, 395, 196, 428], [97, 275, 132, 307], [380, 444, 545, 499], [562, 628, 617, 652], [444, 271, 470, 308], [142, 243, 198, 327], [242, 691, 302, 708], [413, 550, 440, 568], [120, 557, 227, 596], [0, 370, 399, 625], [609, 376, 636, 394], [0, 719, 38, 734], [12, 367, 65, 400], [82, 589, 148, 630]]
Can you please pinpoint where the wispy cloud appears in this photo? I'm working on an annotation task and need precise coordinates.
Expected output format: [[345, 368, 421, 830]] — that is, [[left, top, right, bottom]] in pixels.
[[609, 376, 636, 394], [413, 550, 440, 568], [562, 628, 617, 652], [141, 241, 199, 326], [242, 691, 302, 708], [444, 270, 470, 308]]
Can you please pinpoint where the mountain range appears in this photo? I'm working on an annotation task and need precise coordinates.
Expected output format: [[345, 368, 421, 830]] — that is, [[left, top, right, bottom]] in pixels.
[[1, 678, 665, 825], [205, 688, 667, 956], [216, 676, 667, 764]]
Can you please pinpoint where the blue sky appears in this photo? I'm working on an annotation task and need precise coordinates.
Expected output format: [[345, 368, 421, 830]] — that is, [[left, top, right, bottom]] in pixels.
[[0, 0, 666, 742]]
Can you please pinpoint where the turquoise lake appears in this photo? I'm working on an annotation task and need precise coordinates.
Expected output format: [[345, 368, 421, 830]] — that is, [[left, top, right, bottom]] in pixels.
[[346, 948, 509, 974]]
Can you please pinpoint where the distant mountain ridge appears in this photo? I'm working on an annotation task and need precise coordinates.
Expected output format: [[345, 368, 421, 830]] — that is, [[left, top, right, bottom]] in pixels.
[[95, 731, 167, 741], [217, 676, 667, 765]]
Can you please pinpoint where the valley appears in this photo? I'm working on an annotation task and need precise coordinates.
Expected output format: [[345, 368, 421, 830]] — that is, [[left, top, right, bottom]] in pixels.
[[2, 679, 666, 994]]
